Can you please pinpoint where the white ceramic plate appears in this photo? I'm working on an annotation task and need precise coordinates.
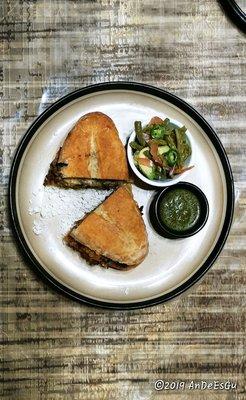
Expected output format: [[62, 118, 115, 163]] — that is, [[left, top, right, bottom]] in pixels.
[[9, 82, 234, 309]]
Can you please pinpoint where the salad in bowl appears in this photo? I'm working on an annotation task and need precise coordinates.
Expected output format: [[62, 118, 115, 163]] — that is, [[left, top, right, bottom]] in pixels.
[[127, 116, 194, 186]]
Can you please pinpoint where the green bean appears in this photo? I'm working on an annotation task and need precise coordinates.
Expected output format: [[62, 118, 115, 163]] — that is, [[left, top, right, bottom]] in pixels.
[[175, 128, 191, 165], [143, 150, 152, 159], [166, 134, 177, 150], [151, 139, 167, 145], [134, 121, 146, 146], [163, 118, 170, 126], [130, 141, 144, 151]]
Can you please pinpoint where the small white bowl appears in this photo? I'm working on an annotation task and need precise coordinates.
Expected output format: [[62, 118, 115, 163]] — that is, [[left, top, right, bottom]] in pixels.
[[127, 128, 193, 187]]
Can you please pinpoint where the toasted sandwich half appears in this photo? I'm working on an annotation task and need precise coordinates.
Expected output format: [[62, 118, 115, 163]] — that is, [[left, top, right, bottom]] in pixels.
[[65, 185, 148, 269], [44, 112, 130, 189]]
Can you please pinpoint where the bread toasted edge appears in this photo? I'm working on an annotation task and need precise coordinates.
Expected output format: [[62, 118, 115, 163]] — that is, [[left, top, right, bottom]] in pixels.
[[44, 149, 132, 189], [63, 184, 143, 270], [64, 234, 133, 270]]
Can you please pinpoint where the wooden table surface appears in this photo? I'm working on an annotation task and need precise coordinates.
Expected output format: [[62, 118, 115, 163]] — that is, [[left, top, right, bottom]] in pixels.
[[1, 1, 245, 399]]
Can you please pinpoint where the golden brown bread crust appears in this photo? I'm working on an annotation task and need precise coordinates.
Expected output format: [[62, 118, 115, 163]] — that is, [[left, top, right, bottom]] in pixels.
[[44, 150, 126, 189], [44, 112, 130, 187], [67, 184, 149, 267]]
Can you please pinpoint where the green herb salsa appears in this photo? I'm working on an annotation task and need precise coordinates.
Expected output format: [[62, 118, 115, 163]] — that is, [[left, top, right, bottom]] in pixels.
[[158, 188, 201, 232]]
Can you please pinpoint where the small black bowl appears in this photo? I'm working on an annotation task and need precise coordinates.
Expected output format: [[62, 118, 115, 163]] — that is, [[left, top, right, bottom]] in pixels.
[[149, 182, 209, 239]]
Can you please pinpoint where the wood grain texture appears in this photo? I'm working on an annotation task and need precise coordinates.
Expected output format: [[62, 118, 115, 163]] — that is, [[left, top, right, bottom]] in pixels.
[[0, 0, 245, 399]]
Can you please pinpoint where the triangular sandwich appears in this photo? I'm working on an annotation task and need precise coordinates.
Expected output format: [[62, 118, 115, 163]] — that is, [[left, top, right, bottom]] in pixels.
[[44, 112, 130, 188], [65, 185, 148, 269]]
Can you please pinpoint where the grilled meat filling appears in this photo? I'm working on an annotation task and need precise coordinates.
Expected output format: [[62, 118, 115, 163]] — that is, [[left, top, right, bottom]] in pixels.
[[44, 151, 128, 189], [65, 235, 129, 270]]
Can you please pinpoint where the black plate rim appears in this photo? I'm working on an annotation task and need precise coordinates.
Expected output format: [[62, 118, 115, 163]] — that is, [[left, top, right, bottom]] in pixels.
[[218, 0, 246, 33], [8, 81, 234, 309]]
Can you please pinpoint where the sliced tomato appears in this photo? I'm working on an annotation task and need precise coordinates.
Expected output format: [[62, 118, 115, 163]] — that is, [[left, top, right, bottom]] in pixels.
[[149, 141, 163, 167], [174, 165, 194, 175], [138, 157, 152, 167], [149, 116, 163, 125]]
